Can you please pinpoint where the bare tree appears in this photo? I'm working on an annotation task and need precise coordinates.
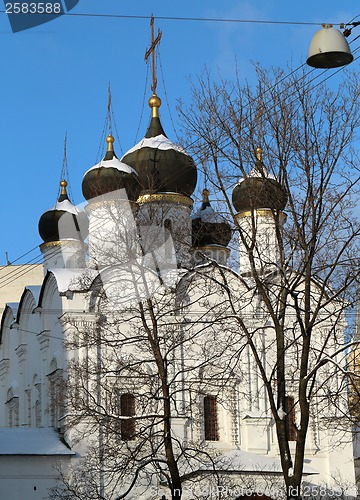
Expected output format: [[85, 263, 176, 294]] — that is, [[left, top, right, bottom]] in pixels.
[[50, 197, 251, 500], [49, 65, 360, 500], [177, 64, 360, 498]]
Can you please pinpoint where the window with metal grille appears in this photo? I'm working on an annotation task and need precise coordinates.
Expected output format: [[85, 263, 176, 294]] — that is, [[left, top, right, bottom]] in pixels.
[[285, 395, 297, 441], [35, 383, 42, 428], [26, 389, 32, 426], [204, 395, 219, 441], [120, 393, 135, 441], [48, 369, 64, 429], [6, 389, 19, 428], [164, 219, 173, 260]]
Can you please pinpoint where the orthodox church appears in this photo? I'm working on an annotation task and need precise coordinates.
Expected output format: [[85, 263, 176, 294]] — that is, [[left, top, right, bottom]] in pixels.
[[0, 31, 357, 500]]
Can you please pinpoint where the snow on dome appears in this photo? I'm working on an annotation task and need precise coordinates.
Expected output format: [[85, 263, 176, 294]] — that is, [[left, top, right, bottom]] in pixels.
[[82, 134, 140, 202], [192, 189, 232, 248], [121, 100, 197, 197], [237, 165, 276, 184], [47, 198, 81, 215], [123, 134, 189, 157], [232, 149, 288, 213], [85, 156, 137, 176], [39, 180, 88, 243], [191, 204, 226, 224]]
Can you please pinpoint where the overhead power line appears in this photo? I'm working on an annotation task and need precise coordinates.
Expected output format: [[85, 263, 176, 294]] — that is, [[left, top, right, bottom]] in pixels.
[[0, 9, 345, 27], [2, 45, 360, 283], [0, 9, 359, 279], [59, 13, 335, 27]]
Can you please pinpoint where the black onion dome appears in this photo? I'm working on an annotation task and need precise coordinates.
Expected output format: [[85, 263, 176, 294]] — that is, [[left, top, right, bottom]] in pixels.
[[232, 148, 287, 213], [39, 180, 88, 243], [192, 189, 232, 247], [82, 134, 140, 202], [121, 94, 197, 197]]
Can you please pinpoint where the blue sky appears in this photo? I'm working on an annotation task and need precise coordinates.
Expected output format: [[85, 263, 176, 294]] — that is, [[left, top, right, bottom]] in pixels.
[[0, 0, 357, 264]]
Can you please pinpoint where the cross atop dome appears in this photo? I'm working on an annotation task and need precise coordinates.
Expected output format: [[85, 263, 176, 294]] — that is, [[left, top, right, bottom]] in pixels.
[[145, 16, 162, 97], [121, 17, 197, 201]]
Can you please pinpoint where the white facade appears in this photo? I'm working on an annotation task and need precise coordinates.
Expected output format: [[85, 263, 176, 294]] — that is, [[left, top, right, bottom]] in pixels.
[[0, 206, 357, 499], [0, 114, 357, 499]]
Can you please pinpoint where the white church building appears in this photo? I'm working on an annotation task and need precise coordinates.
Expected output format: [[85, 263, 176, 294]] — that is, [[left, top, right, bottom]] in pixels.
[[0, 80, 357, 498]]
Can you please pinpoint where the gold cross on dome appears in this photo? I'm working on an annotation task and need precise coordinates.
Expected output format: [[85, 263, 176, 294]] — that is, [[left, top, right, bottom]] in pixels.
[[144, 16, 162, 95], [107, 81, 112, 113]]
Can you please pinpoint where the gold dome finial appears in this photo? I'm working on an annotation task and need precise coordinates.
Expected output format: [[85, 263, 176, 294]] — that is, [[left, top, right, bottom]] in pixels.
[[256, 146, 263, 161], [60, 179, 68, 195], [106, 134, 114, 152], [202, 188, 210, 203], [148, 93, 162, 118]]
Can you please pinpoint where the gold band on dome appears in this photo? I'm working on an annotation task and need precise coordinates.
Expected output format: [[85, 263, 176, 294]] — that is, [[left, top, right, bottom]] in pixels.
[[194, 245, 230, 253], [137, 193, 193, 206], [40, 241, 62, 249], [40, 240, 86, 250], [236, 209, 287, 221]]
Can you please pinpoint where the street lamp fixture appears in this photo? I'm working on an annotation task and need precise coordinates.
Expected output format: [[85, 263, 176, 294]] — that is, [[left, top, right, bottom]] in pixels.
[[307, 24, 354, 68]]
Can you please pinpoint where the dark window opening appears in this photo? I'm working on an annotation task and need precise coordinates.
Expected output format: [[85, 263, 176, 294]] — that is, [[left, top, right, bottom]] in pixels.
[[285, 395, 297, 441], [164, 219, 172, 233], [204, 395, 219, 441], [120, 393, 135, 441]]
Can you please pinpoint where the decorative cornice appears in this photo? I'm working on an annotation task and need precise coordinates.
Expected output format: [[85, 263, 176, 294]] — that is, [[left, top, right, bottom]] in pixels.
[[15, 343, 27, 360], [0, 358, 9, 377], [137, 193, 193, 207], [37, 330, 50, 350]]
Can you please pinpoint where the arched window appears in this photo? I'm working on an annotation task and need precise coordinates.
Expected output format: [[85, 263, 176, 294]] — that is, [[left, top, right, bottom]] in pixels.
[[204, 395, 219, 441], [25, 389, 32, 426], [120, 393, 135, 441], [6, 388, 19, 428], [35, 383, 42, 428], [48, 360, 64, 429]]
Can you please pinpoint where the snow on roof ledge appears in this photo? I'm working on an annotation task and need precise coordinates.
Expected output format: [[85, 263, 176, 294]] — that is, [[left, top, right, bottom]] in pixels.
[[4, 302, 19, 314], [48, 268, 98, 293], [198, 450, 318, 476], [0, 428, 75, 455], [25, 286, 42, 304]]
